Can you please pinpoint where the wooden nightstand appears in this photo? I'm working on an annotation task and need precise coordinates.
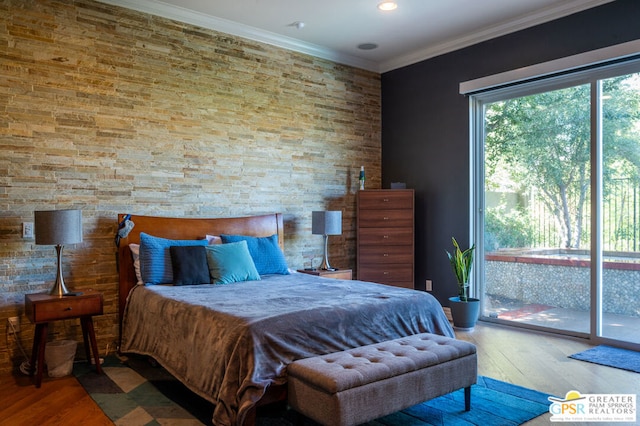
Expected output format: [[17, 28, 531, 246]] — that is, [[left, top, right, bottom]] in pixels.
[[297, 269, 352, 280], [25, 289, 104, 388]]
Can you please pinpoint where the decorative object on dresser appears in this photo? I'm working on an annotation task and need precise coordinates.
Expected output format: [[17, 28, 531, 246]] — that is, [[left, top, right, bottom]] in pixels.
[[34, 209, 83, 296], [25, 290, 104, 388], [446, 237, 480, 330], [311, 210, 342, 271], [357, 189, 415, 288], [297, 268, 352, 280]]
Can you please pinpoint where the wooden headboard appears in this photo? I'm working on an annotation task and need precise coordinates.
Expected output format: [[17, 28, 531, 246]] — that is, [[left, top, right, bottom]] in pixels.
[[116, 213, 285, 328]]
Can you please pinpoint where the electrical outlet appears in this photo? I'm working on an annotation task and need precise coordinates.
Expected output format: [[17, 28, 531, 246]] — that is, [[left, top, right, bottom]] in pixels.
[[426, 279, 433, 292], [22, 222, 34, 239], [7, 317, 20, 334]]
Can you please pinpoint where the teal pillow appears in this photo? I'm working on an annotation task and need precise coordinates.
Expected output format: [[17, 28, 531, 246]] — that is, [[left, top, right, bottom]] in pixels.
[[205, 240, 261, 285], [220, 234, 289, 275]]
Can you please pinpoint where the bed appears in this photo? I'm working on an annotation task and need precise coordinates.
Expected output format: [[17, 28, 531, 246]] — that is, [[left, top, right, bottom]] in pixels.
[[117, 213, 454, 426]]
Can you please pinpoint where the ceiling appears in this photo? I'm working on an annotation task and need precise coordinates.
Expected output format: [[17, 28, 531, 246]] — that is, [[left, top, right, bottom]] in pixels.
[[99, 0, 613, 73]]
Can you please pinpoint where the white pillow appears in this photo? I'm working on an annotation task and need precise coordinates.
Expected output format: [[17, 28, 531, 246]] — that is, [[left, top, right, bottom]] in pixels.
[[129, 243, 143, 285], [206, 234, 222, 245]]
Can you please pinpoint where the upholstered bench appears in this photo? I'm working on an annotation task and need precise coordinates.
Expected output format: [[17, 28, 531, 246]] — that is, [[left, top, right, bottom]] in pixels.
[[287, 333, 477, 426]]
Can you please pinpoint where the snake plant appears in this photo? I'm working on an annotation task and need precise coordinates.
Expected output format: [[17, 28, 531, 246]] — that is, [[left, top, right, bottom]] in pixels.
[[446, 237, 475, 302]]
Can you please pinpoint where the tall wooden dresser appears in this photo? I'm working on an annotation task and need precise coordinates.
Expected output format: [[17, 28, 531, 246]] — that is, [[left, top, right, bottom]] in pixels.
[[357, 189, 415, 289]]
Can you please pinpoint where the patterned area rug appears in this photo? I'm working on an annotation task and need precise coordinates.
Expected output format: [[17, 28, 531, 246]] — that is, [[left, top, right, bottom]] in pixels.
[[74, 355, 553, 425], [569, 345, 640, 373]]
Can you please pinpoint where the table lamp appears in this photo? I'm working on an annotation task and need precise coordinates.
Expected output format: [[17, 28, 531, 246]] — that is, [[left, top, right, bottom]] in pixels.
[[35, 209, 83, 296], [312, 211, 342, 271]]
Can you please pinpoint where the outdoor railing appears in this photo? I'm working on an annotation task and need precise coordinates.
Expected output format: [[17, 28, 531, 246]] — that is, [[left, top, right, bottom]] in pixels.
[[529, 178, 640, 252]]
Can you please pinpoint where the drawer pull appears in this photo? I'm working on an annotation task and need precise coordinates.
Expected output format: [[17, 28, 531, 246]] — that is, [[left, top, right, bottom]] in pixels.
[[383, 271, 389, 275], [383, 235, 389, 239], [383, 253, 389, 257], [383, 198, 389, 202], [383, 217, 389, 220], [65, 307, 72, 311]]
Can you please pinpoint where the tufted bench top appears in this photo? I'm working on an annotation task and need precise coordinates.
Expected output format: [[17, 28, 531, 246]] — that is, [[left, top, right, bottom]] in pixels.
[[288, 333, 476, 394]]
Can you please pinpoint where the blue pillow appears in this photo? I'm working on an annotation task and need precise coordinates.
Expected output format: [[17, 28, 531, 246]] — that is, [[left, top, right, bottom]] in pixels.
[[205, 241, 261, 284], [139, 232, 208, 284], [220, 234, 289, 275]]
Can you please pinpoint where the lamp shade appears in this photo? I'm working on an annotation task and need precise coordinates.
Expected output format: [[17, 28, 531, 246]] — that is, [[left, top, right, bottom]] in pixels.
[[312, 211, 342, 235], [35, 209, 83, 245]]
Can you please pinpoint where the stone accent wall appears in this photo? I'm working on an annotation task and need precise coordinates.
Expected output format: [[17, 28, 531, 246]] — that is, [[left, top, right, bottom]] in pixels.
[[0, 0, 380, 375]]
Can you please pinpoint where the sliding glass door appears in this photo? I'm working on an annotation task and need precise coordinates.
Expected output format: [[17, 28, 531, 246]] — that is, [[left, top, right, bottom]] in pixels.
[[472, 62, 640, 346], [482, 83, 592, 335], [600, 72, 640, 344]]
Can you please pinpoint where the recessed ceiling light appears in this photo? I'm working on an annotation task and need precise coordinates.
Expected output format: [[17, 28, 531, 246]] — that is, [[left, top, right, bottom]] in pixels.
[[377, 1, 398, 11], [358, 43, 378, 50]]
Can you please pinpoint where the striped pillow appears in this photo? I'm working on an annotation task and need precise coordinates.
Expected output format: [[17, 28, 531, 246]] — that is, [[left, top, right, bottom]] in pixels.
[[139, 232, 207, 284]]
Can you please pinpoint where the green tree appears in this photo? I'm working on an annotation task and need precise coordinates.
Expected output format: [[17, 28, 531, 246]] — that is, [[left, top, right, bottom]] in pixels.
[[485, 74, 640, 249]]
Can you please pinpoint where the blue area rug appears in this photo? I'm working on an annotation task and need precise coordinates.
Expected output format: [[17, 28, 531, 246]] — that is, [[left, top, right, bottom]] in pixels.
[[569, 345, 640, 373], [368, 376, 552, 426], [75, 355, 552, 425]]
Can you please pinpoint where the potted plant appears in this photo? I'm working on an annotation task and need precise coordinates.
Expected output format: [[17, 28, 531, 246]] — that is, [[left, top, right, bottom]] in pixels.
[[446, 237, 480, 330]]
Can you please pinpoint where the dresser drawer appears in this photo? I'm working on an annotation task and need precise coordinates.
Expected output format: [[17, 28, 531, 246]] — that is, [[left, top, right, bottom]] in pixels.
[[358, 209, 413, 228], [358, 264, 413, 283], [26, 294, 103, 323], [358, 245, 413, 264], [358, 190, 414, 210], [358, 227, 413, 245]]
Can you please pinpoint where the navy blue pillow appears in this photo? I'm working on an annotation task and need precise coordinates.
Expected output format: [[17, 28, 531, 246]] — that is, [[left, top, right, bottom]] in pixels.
[[139, 232, 208, 284], [220, 234, 289, 275], [170, 246, 211, 285]]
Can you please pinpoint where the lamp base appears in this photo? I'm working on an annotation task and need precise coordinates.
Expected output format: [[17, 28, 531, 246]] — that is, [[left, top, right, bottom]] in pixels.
[[49, 245, 70, 297], [319, 234, 335, 270]]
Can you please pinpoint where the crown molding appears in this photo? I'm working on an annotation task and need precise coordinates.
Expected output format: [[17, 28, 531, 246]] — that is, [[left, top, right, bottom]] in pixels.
[[379, 0, 614, 73], [96, 0, 379, 72], [98, 0, 614, 74], [379, 0, 616, 73]]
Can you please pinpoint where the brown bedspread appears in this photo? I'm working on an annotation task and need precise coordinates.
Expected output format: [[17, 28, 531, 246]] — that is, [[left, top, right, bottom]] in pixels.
[[120, 272, 454, 426]]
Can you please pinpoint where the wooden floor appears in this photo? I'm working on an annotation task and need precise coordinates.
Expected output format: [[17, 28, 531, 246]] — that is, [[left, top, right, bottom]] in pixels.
[[0, 368, 112, 426], [0, 322, 637, 426], [455, 322, 638, 425]]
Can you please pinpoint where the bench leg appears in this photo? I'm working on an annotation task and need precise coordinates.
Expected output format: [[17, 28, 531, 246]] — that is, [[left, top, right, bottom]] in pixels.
[[464, 386, 471, 411]]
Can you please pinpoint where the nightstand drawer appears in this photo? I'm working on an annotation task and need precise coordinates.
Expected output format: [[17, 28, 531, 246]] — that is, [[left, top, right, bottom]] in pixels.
[[26, 293, 103, 323]]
